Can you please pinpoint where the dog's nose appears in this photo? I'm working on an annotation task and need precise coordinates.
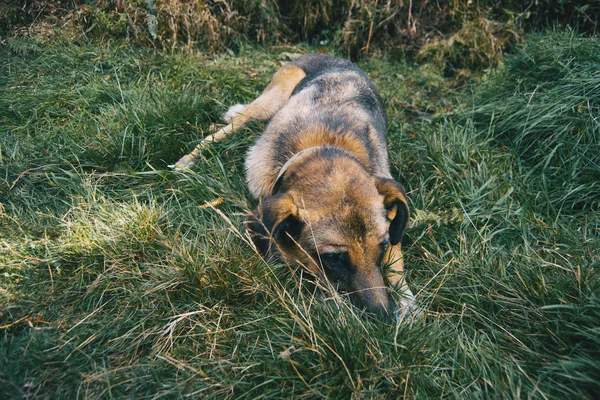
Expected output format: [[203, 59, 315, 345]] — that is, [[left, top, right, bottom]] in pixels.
[[355, 286, 395, 318], [351, 271, 395, 318], [365, 294, 396, 319]]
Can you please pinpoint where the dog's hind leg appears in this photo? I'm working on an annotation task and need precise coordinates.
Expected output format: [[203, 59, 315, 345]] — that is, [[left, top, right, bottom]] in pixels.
[[172, 64, 307, 169], [222, 103, 248, 124]]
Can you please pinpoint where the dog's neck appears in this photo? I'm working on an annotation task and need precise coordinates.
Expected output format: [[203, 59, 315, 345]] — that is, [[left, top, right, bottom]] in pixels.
[[271, 147, 320, 194], [271, 146, 364, 195]]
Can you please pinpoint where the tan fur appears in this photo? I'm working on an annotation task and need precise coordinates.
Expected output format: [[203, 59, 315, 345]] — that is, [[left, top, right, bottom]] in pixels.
[[294, 125, 373, 171]]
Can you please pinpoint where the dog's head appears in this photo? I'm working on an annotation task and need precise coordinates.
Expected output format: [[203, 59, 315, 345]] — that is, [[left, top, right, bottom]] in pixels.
[[247, 156, 409, 317]]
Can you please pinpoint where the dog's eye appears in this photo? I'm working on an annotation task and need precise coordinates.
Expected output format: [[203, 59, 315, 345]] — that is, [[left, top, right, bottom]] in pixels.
[[319, 252, 352, 287], [320, 252, 351, 270]]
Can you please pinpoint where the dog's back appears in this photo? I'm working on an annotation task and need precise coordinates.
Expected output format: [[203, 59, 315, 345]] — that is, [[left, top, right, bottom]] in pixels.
[[245, 54, 392, 198]]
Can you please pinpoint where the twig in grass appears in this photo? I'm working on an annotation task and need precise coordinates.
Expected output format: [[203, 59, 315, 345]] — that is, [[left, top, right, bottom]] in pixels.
[[364, 0, 379, 55], [209, 308, 224, 360], [161, 309, 207, 351], [0, 315, 49, 330], [65, 301, 109, 334], [197, 196, 224, 209], [66, 333, 98, 361], [156, 354, 209, 378], [9, 164, 61, 190]]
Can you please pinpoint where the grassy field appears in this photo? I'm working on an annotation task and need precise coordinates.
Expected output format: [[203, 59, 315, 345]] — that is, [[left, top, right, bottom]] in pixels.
[[1, 30, 599, 398]]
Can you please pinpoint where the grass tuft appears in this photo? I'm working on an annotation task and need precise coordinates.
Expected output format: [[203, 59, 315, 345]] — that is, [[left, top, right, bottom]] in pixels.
[[468, 29, 600, 214]]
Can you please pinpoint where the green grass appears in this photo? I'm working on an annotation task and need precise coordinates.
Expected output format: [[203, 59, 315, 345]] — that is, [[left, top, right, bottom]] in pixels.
[[1, 32, 599, 399], [467, 29, 600, 214]]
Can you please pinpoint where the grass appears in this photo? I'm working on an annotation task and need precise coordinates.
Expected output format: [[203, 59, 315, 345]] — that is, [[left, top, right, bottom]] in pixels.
[[468, 29, 600, 213], [1, 31, 599, 398]]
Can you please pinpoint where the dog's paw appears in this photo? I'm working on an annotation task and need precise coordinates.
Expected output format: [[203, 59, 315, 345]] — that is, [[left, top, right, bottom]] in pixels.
[[170, 153, 196, 170], [394, 290, 424, 324], [223, 103, 247, 124]]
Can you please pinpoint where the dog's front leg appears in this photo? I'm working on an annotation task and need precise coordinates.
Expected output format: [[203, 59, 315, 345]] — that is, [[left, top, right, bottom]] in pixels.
[[384, 244, 422, 322]]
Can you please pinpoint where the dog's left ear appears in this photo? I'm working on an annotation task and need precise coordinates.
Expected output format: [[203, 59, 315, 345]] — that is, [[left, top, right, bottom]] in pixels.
[[246, 193, 304, 254], [376, 178, 410, 245]]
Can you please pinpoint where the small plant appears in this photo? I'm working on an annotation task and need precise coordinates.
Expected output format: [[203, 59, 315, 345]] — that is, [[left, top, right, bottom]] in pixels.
[[418, 16, 521, 74]]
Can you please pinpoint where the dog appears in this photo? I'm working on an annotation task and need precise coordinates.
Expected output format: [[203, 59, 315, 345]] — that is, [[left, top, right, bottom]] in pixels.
[[174, 54, 418, 320]]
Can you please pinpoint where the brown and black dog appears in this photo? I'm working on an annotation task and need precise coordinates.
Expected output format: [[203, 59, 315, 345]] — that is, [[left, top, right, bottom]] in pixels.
[[174, 54, 418, 320]]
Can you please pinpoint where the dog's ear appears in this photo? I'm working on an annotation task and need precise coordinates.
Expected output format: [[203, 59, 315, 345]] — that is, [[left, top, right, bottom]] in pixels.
[[375, 178, 410, 245], [246, 193, 304, 254]]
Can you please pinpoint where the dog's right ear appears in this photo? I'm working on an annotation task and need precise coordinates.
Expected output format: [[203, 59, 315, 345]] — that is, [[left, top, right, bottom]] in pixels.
[[375, 178, 410, 245], [246, 193, 304, 254]]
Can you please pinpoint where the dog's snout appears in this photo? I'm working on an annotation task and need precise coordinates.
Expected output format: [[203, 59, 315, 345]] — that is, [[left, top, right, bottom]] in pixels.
[[366, 294, 396, 319], [352, 271, 395, 318]]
